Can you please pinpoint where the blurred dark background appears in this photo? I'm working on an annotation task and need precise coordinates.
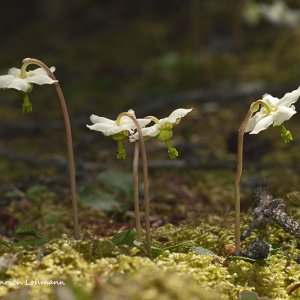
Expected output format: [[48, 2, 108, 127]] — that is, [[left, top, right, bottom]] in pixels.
[[1, 0, 300, 214]]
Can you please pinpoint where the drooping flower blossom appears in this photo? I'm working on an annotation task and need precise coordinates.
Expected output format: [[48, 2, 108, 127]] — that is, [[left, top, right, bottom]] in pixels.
[[130, 108, 193, 158], [245, 87, 300, 135], [0, 66, 57, 92], [87, 109, 151, 159]]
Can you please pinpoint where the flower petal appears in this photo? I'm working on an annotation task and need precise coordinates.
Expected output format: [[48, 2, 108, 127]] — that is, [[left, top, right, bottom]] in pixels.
[[87, 123, 129, 136], [250, 114, 273, 134], [277, 86, 300, 107], [273, 105, 296, 126], [29, 67, 56, 76], [245, 111, 265, 132], [8, 67, 21, 76], [120, 116, 152, 128], [7, 78, 31, 92], [0, 75, 15, 89], [129, 125, 160, 142], [90, 115, 115, 125], [262, 93, 279, 106], [26, 74, 57, 85], [167, 108, 193, 123]]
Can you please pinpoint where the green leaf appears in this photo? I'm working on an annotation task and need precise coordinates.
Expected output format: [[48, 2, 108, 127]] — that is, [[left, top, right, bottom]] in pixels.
[[99, 171, 133, 198], [165, 241, 194, 253], [15, 238, 47, 248], [44, 213, 60, 224], [190, 246, 217, 256], [14, 224, 47, 249], [79, 186, 119, 211], [132, 240, 163, 258], [228, 255, 268, 264], [112, 228, 136, 246], [239, 291, 271, 300], [15, 224, 43, 239], [26, 185, 48, 199]]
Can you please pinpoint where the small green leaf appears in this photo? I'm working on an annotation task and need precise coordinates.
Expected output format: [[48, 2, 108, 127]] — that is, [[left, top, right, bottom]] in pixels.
[[165, 241, 194, 253], [190, 246, 217, 256], [79, 186, 119, 211], [14, 224, 47, 249], [132, 240, 163, 258], [228, 255, 268, 264], [26, 185, 48, 199], [239, 291, 271, 300], [44, 213, 60, 224], [112, 228, 136, 246], [15, 238, 47, 248], [15, 224, 42, 239], [99, 171, 133, 198]]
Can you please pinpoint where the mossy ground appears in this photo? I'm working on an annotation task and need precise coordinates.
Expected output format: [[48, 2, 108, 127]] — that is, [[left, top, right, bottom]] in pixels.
[[1, 184, 300, 299]]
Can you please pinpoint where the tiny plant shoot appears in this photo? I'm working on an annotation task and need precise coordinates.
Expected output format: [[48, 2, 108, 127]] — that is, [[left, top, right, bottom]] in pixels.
[[87, 110, 152, 257], [0, 58, 80, 239], [234, 87, 300, 254]]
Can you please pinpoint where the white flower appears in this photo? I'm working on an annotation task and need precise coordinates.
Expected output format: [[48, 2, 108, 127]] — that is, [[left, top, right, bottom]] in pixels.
[[86, 109, 151, 136], [0, 66, 57, 92], [245, 87, 300, 134], [130, 108, 193, 142], [257, 0, 300, 27]]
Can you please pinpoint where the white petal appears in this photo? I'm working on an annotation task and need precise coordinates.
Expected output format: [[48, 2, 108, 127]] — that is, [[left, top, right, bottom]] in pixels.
[[250, 114, 274, 134], [167, 108, 193, 123], [7, 78, 31, 92], [277, 87, 300, 107], [130, 125, 160, 141], [87, 123, 129, 136], [262, 94, 279, 106], [26, 74, 57, 85], [273, 106, 296, 126], [29, 67, 55, 76], [0, 75, 15, 89], [90, 115, 115, 125], [120, 116, 152, 128], [245, 111, 264, 132], [8, 67, 21, 76]]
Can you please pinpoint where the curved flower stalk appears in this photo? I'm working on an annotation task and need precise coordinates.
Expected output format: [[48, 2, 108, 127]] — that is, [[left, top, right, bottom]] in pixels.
[[0, 58, 80, 239], [234, 87, 300, 255], [87, 110, 152, 257], [130, 108, 193, 159]]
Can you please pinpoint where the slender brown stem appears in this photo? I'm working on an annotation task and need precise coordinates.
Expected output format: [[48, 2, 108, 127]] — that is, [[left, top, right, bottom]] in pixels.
[[133, 141, 142, 241], [287, 283, 300, 295], [21, 58, 80, 240], [235, 103, 257, 255], [118, 112, 152, 258]]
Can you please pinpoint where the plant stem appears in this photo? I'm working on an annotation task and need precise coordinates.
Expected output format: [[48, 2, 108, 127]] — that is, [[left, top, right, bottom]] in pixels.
[[118, 112, 152, 258], [133, 141, 142, 241], [235, 102, 257, 254], [21, 58, 80, 240]]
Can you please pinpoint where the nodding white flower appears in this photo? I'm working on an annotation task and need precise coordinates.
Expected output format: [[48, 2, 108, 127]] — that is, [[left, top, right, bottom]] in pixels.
[[257, 0, 300, 27], [0, 66, 57, 93], [130, 108, 193, 159], [87, 110, 151, 136], [245, 87, 300, 135], [86, 110, 152, 159], [130, 108, 193, 142]]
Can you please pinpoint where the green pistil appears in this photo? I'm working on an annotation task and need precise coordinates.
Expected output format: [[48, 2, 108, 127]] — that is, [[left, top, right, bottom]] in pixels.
[[116, 140, 126, 160], [280, 125, 293, 143], [22, 94, 32, 113], [165, 140, 179, 159]]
